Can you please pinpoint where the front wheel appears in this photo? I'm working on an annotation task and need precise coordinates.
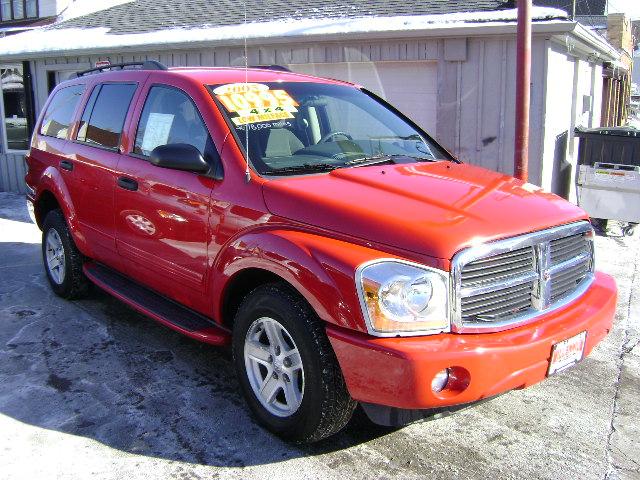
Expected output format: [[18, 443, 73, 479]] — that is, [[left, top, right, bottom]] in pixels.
[[232, 283, 356, 443]]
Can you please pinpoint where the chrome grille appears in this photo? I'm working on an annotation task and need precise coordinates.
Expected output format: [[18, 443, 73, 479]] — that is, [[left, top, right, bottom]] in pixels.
[[460, 247, 534, 322], [461, 247, 534, 285], [461, 283, 533, 322], [452, 222, 595, 332], [550, 234, 590, 266]]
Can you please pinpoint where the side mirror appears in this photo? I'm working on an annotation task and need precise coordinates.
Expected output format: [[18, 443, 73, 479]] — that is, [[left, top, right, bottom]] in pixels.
[[149, 143, 210, 173]]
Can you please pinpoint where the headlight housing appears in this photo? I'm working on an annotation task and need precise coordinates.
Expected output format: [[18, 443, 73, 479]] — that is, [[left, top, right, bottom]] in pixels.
[[356, 259, 450, 337]]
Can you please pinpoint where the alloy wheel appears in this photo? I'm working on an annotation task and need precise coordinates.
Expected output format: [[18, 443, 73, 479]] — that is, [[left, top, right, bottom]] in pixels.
[[244, 316, 305, 417], [45, 228, 65, 285]]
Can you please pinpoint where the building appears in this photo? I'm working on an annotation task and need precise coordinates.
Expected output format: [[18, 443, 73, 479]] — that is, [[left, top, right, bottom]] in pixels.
[[537, 0, 638, 126], [0, 0, 620, 201], [0, 0, 75, 36]]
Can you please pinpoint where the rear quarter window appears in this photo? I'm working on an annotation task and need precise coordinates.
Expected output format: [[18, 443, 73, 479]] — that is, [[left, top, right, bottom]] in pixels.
[[76, 83, 137, 150], [39, 84, 85, 139]]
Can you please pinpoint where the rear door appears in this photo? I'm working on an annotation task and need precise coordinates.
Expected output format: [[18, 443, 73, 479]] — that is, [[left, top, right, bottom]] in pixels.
[[114, 81, 220, 311], [66, 81, 140, 269]]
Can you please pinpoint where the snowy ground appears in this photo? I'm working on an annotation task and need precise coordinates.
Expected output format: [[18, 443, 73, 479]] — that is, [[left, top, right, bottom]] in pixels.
[[0, 192, 638, 480]]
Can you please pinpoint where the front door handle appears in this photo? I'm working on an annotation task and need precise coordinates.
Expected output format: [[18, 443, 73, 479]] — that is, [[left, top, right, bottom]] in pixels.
[[117, 176, 138, 191], [60, 160, 73, 171]]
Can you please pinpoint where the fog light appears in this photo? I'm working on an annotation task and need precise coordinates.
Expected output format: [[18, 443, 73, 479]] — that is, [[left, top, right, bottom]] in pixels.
[[431, 368, 450, 393]]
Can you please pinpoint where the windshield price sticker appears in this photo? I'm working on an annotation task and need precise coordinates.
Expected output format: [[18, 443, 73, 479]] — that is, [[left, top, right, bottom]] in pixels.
[[213, 83, 299, 126]]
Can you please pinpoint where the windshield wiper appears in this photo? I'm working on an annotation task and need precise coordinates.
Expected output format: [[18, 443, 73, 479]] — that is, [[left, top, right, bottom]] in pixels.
[[266, 163, 339, 176], [343, 155, 396, 167], [344, 154, 435, 168]]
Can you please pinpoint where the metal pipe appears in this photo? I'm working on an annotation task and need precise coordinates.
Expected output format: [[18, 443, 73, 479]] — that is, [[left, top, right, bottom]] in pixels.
[[514, 0, 532, 182]]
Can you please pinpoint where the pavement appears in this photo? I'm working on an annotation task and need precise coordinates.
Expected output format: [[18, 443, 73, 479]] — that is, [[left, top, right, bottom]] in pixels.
[[0, 191, 638, 480]]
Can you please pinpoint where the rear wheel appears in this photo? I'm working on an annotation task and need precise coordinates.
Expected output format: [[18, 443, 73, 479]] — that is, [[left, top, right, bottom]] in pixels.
[[232, 283, 356, 443], [42, 209, 89, 299]]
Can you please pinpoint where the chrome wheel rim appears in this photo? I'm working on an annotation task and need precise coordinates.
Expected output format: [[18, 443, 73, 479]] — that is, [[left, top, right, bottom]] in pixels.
[[244, 317, 304, 417], [45, 229, 65, 285]]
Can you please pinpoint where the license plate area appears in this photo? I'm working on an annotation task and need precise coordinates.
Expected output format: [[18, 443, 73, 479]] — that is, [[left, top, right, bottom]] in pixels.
[[548, 331, 587, 376]]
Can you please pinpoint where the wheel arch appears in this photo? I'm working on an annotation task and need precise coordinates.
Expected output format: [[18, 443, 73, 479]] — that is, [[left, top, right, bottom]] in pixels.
[[212, 229, 381, 333], [34, 168, 91, 256]]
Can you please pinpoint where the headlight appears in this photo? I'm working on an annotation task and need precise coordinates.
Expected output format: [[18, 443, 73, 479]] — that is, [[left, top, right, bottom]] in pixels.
[[356, 259, 450, 336]]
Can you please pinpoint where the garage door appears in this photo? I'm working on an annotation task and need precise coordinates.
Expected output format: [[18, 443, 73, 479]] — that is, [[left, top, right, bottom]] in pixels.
[[290, 61, 437, 135]]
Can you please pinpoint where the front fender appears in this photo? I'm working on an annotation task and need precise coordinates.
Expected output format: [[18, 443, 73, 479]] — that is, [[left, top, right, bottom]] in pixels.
[[36, 167, 92, 257], [211, 228, 403, 332]]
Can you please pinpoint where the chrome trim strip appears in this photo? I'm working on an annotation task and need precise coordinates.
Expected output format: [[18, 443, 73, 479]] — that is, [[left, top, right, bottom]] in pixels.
[[548, 251, 591, 274], [451, 221, 595, 333], [459, 271, 538, 297]]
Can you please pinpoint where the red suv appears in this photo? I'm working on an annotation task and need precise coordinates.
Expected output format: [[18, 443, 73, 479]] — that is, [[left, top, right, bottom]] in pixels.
[[25, 61, 617, 443]]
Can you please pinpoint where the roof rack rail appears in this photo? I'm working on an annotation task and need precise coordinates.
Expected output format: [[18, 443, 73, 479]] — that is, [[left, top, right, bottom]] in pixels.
[[249, 64, 291, 72], [76, 60, 168, 78]]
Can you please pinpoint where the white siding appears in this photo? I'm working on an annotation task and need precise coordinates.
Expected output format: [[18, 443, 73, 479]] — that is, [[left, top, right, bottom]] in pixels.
[[0, 153, 28, 193], [38, 0, 70, 17], [539, 43, 603, 200]]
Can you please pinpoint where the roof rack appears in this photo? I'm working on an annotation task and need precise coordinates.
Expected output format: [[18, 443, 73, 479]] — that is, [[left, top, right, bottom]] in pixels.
[[249, 64, 291, 72], [76, 60, 168, 77]]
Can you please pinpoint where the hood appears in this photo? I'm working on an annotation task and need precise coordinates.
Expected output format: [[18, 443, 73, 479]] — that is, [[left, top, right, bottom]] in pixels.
[[262, 162, 587, 260]]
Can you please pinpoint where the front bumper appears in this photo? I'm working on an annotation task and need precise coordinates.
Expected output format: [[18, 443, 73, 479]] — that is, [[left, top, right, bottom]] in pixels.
[[327, 272, 617, 411]]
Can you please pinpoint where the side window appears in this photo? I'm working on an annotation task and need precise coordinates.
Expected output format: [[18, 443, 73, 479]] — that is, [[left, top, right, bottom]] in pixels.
[[134, 86, 211, 158], [76, 83, 137, 150], [39, 84, 84, 139]]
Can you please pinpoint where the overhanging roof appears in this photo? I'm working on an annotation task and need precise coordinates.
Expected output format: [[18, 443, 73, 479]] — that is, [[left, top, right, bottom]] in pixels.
[[0, 3, 616, 63]]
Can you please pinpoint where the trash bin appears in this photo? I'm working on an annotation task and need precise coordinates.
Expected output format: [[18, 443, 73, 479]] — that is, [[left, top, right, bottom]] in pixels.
[[575, 127, 640, 236]]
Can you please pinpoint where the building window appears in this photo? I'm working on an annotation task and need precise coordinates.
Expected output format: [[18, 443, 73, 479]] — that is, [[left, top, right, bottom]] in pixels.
[[0, 1, 11, 20], [25, 0, 35, 17], [0, 64, 35, 151], [11, 0, 23, 19], [0, 0, 37, 21]]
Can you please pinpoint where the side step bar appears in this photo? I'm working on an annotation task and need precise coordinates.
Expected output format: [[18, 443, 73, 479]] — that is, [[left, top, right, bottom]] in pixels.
[[83, 262, 230, 346]]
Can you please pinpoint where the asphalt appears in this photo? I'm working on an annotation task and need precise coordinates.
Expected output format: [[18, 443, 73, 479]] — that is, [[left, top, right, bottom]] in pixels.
[[0, 191, 638, 480]]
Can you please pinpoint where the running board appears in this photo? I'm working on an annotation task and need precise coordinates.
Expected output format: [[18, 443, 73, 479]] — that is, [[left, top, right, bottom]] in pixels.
[[83, 262, 230, 346]]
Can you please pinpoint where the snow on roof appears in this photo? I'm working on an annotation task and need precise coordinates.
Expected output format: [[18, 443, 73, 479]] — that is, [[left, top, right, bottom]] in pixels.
[[57, 0, 135, 22], [0, 7, 567, 58]]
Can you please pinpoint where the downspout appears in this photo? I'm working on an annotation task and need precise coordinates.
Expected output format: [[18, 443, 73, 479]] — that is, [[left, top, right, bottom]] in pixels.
[[514, 0, 531, 181]]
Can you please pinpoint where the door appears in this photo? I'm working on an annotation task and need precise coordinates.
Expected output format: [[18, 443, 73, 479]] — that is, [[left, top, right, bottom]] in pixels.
[[65, 82, 139, 268], [114, 84, 218, 310], [291, 61, 438, 134]]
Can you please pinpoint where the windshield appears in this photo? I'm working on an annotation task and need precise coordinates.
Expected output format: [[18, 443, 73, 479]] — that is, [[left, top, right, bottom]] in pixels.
[[210, 81, 450, 176]]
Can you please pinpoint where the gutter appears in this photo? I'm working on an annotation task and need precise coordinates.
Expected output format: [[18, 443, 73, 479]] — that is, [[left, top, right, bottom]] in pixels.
[[0, 19, 619, 63]]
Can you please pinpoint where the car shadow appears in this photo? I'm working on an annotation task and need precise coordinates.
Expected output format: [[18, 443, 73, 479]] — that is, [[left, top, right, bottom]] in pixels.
[[0, 237, 398, 468]]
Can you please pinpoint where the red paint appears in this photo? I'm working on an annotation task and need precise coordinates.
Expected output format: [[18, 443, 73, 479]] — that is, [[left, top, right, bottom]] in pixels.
[[25, 66, 617, 413]]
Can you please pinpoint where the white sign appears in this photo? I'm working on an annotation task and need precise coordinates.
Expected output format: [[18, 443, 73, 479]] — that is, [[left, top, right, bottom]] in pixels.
[[141, 113, 174, 154]]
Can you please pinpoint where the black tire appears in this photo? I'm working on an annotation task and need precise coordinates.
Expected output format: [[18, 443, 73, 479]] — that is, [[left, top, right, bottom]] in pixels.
[[232, 283, 356, 443], [42, 209, 89, 299]]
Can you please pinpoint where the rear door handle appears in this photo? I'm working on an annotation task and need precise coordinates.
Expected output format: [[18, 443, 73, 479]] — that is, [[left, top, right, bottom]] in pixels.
[[60, 160, 73, 171], [117, 176, 138, 191]]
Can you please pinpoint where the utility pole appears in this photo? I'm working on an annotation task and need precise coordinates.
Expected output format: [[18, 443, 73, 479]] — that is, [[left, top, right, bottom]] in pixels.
[[514, 0, 531, 182], [571, 0, 577, 21]]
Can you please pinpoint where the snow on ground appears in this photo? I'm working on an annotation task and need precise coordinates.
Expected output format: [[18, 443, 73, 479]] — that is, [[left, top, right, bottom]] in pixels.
[[0, 7, 567, 57]]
